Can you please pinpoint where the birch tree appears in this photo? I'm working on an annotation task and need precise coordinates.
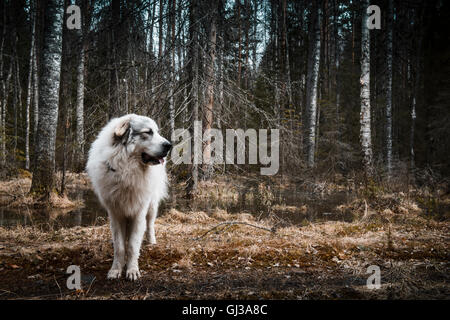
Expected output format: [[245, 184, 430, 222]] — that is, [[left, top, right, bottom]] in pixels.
[[30, 0, 64, 199], [305, 1, 321, 168], [360, 0, 373, 176]]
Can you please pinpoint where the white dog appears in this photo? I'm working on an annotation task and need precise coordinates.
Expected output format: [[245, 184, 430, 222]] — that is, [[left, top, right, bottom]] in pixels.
[[86, 114, 171, 280]]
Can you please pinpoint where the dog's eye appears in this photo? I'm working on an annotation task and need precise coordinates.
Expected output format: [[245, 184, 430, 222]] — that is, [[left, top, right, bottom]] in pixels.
[[141, 129, 153, 139]]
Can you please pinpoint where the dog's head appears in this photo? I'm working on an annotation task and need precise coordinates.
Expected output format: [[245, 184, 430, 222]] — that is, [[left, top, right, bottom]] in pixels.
[[114, 114, 172, 165]]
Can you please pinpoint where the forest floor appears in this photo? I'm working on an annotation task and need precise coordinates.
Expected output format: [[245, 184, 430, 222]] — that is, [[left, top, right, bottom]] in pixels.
[[0, 173, 449, 299]]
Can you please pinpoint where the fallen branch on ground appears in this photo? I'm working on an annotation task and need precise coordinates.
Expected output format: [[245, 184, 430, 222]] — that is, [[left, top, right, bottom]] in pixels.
[[194, 221, 275, 240]]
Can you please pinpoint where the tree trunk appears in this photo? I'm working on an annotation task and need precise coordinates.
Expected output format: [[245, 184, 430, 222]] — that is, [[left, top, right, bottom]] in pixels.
[[158, 0, 164, 59], [13, 33, 21, 158], [109, 0, 120, 119], [237, 0, 242, 88], [75, 0, 90, 171], [386, 0, 393, 177], [1, 63, 12, 167], [281, 0, 292, 107], [30, 0, 64, 200], [187, 0, 200, 196], [0, 3, 5, 167], [25, 1, 37, 170], [75, 32, 85, 171], [217, 1, 224, 129], [410, 9, 424, 171], [169, 0, 176, 136], [33, 36, 39, 149], [306, 1, 321, 168], [146, 0, 156, 106], [203, 0, 218, 179], [360, 0, 373, 176], [334, 0, 340, 127]]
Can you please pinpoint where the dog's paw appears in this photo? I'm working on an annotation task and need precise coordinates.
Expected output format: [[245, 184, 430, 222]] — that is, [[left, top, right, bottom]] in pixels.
[[126, 267, 141, 281], [107, 268, 122, 279]]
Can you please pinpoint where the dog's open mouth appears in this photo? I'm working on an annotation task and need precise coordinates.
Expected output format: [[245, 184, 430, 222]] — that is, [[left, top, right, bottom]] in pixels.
[[141, 152, 164, 165]]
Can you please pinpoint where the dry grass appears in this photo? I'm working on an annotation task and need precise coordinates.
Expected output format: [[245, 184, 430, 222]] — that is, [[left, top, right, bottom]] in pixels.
[[0, 200, 448, 299], [0, 173, 87, 209], [0, 173, 448, 299]]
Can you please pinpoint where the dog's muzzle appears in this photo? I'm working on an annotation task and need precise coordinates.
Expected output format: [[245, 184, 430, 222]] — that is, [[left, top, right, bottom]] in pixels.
[[141, 142, 172, 165]]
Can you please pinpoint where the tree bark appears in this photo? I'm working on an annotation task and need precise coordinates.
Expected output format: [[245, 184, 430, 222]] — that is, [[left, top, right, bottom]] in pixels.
[[334, 0, 340, 127], [360, 0, 373, 176], [25, 1, 37, 170], [1, 63, 12, 167], [109, 0, 121, 119], [187, 0, 200, 196], [281, 0, 292, 107], [236, 0, 242, 88], [0, 3, 5, 167], [158, 0, 164, 60], [169, 0, 176, 136], [386, 0, 393, 177], [75, 0, 91, 171], [30, 0, 64, 200], [33, 34, 39, 149], [306, 1, 321, 168], [13, 32, 21, 158], [203, 0, 218, 179]]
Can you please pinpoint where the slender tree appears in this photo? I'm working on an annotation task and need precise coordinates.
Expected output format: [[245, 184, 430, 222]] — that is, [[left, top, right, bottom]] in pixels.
[[187, 0, 200, 195], [386, 0, 393, 177], [109, 0, 121, 119], [75, 0, 92, 171], [169, 0, 176, 135], [0, 4, 8, 167], [305, 1, 321, 168], [203, 0, 218, 179], [32, 31, 39, 149], [360, 0, 373, 176], [25, 0, 37, 170]]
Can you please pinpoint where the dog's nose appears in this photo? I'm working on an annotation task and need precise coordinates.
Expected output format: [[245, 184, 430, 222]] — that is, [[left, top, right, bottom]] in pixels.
[[162, 141, 172, 152]]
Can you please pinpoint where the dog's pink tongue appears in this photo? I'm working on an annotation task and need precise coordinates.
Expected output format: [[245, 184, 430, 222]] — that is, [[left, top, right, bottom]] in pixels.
[[159, 158, 164, 165]]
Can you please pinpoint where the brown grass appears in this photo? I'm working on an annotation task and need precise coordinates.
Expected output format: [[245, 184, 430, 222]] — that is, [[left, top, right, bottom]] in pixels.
[[0, 173, 448, 299], [0, 200, 448, 299], [0, 173, 87, 209]]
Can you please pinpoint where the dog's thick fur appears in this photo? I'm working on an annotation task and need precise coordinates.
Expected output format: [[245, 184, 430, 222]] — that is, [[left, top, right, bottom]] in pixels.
[[86, 114, 170, 280]]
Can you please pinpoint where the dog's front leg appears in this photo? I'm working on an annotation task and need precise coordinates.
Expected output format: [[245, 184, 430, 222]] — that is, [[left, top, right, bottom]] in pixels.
[[125, 213, 146, 281], [146, 201, 158, 244], [108, 214, 126, 279]]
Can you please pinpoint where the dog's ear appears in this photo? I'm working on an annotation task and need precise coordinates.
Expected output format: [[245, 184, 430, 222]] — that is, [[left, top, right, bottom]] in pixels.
[[114, 119, 131, 144]]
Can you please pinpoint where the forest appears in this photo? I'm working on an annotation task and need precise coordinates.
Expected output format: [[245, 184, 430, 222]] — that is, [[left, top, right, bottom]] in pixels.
[[0, 0, 449, 300]]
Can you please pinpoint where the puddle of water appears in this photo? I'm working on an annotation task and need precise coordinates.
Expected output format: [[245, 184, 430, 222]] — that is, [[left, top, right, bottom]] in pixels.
[[164, 183, 355, 225], [0, 190, 107, 229], [0, 182, 356, 229]]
